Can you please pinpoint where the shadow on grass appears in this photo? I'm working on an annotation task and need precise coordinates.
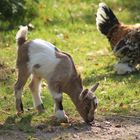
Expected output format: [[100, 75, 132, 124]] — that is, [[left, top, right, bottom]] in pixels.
[[0, 113, 92, 135], [0, 113, 35, 133], [83, 67, 140, 86]]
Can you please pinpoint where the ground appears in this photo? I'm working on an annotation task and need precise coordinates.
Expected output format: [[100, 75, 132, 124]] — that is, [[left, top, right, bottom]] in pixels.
[[0, 115, 139, 140]]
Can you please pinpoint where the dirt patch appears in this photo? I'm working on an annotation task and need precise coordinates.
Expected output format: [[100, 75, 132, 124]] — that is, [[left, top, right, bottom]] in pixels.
[[0, 115, 139, 140]]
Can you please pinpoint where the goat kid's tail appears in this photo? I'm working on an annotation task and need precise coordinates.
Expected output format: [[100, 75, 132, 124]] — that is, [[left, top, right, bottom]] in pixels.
[[16, 26, 28, 46], [96, 3, 119, 36]]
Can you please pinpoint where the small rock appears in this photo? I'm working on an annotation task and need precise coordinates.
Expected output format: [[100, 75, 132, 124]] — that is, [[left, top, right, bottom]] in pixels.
[[115, 124, 122, 128], [73, 134, 79, 138]]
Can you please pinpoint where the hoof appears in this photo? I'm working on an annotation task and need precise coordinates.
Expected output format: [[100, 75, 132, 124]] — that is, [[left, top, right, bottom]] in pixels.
[[57, 117, 69, 123], [56, 110, 69, 123], [16, 111, 24, 116], [16, 99, 24, 114], [36, 104, 45, 113]]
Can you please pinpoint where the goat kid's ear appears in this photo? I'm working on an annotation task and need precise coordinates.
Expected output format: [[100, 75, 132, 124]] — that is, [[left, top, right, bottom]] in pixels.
[[79, 89, 89, 100], [90, 83, 99, 93]]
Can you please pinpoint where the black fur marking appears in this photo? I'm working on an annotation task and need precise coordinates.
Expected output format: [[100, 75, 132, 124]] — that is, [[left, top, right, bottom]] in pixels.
[[97, 4, 119, 35], [40, 103, 45, 110], [55, 47, 59, 52], [34, 64, 41, 69], [58, 101, 63, 110], [20, 102, 24, 112], [55, 98, 63, 110], [121, 47, 130, 55], [16, 99, 24, 112]]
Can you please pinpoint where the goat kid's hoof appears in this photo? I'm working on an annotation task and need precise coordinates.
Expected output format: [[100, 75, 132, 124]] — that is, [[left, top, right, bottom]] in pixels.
[[36, 104, 45, 113], [56, 110, 69, 123], [57, 116, 69, 123], [16, 111, 24, 116]]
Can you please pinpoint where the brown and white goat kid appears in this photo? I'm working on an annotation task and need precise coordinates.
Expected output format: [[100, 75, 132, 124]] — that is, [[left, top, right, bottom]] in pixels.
[[15, 26, 99, 123]]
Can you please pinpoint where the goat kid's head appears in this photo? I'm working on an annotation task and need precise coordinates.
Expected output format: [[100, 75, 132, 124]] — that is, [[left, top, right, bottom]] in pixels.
[[79, 83, 99, 123]]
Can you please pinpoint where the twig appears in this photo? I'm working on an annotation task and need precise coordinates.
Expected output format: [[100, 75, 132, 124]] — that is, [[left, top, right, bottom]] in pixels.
[[68, 9, 74, 24]]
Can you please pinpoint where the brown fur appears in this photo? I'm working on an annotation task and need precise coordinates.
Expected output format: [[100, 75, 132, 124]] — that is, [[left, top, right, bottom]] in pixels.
[[17, 38, 26, 46], [107, 24, 131, 48], [49, 51, 74, 91], [16, 41, 31, 67], [108, 24, 140, 49]]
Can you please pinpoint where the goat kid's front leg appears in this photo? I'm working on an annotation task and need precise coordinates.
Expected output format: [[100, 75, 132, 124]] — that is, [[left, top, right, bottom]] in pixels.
[[29, 75, 45, 113], [51, 91, 69, 123]]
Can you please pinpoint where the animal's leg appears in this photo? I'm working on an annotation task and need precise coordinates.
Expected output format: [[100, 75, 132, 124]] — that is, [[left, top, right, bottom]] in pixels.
[[52, 91, 69, 122], [29, 75, 45, 113], [49, 83, 68, 122], [14, 67, 30, 115]]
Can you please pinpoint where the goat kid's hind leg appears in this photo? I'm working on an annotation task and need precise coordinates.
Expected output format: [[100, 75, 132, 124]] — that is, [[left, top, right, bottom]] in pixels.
[[50, 90, 69, 123], [29, 75, 45, 113], [14, 68, 30, 115]]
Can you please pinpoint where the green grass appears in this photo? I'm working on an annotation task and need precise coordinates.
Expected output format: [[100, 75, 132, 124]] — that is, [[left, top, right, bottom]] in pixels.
[[0, 0, 140, 133]]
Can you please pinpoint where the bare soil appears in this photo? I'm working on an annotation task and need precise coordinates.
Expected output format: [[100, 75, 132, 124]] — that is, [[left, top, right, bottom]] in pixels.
[[0, 115, 140, 140]]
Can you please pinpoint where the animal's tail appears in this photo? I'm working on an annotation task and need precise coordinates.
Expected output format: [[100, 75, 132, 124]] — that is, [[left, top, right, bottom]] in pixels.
[[96, 3, 120, 36], [16, 26, 28, 46]]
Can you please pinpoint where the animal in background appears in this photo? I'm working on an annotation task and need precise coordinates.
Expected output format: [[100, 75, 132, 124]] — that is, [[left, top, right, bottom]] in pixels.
[[96, 3, 140, 75], [15, 26, 99, 123]]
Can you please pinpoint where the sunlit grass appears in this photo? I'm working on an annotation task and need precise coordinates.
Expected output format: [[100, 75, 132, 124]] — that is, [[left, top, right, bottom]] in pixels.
[[0, 0, 140, 132]]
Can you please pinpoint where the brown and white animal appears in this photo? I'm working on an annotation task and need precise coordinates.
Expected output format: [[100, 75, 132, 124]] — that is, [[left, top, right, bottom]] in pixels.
[[96, 3, 140, 75], [15, 26, 99, 123]]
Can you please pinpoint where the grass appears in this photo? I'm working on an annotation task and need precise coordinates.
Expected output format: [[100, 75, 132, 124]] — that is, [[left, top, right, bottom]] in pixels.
[[0, 0, 140, 133]]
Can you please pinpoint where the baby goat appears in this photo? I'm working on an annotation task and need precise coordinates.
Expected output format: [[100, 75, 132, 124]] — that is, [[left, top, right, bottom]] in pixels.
[[15, 26, 99, 123]]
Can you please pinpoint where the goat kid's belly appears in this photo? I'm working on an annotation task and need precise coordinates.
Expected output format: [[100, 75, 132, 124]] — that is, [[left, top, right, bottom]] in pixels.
[[28, 53, 61, 79]]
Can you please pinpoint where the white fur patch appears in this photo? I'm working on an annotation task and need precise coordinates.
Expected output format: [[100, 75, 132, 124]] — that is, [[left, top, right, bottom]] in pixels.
[[114, 63, 135, 75], [56, 110, 68, 120], [99, 2, 107, 8], [16, 26, 28, 40], [28, 39, 61, 79]]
